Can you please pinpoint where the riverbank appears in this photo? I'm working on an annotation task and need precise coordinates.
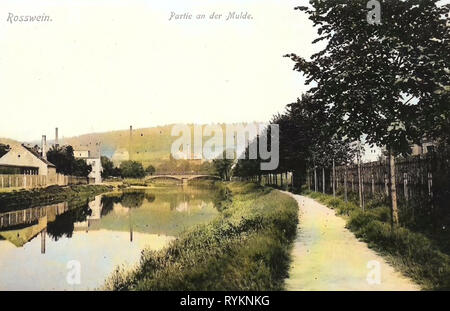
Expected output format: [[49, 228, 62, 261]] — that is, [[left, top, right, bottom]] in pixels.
[[302, 189, 450, 290], [284, 192, 419, 290], [0, 184, 113, 213], [103, 182, 298, 290]]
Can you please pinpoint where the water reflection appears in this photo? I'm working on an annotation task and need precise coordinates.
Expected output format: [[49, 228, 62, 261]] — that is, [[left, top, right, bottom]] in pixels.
[[0, 185, 221, 290]]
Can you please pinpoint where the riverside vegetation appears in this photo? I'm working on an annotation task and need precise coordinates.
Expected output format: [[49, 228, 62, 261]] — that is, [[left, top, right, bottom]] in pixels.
[[301, 188, 450, 290], [103, 182, 298, 290]]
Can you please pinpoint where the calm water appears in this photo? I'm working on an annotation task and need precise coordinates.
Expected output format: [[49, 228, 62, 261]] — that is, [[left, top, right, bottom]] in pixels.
[[0, 185, 221, 290]]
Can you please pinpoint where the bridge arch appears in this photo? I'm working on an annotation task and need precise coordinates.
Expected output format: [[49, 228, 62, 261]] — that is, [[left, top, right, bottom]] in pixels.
[[146, 175, 182, 181]]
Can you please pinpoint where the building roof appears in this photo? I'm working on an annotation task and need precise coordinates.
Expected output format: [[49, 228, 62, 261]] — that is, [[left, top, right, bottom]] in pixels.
[[21, 145, 56, 167]]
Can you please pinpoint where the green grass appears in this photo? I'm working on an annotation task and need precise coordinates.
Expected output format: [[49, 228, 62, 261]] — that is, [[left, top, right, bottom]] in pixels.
[[0, 184, 113, 213], [302, 188, 450, 290], [102, 182, 298, 290]]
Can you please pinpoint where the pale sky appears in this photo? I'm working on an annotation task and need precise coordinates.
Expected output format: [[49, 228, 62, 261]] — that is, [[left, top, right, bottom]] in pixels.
[[0, 0, 318, 142]]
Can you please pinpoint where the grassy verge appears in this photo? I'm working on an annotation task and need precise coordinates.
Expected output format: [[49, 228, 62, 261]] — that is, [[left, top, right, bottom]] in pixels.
[[302, 189, 450, 290], [102, 182, 298, 290], [0, 184, 113, 213]]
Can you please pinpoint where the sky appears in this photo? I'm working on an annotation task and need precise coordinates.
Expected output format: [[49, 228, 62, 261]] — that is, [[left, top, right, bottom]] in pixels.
[[0, 0, 319, 142]]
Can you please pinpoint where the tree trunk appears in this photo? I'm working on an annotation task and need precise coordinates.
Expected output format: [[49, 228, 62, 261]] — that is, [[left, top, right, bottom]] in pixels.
[[307, 170, 310, 190], [357, 143, 364, 211], [332, 159, 336, 197], [314, 167, 318, 192], [389, 149, 399, 226], [322, 167, 325, 194], [344, 166, 348, 202]]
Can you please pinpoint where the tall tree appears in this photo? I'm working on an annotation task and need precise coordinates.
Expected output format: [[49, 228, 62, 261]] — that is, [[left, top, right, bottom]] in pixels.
[[120, 160, 145, 178], [287, 0, 449, 225], [101, 156, 117, 178], [72, 159, 92, 178], [212, 151, 233, 181], [145, 164, 156, 176], [47, 145, 76, 175]]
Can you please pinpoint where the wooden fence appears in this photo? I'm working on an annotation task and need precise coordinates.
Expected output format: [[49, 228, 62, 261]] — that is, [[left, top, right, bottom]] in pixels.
[[0, 174, 94, 189], [307, 153, 449, 211]]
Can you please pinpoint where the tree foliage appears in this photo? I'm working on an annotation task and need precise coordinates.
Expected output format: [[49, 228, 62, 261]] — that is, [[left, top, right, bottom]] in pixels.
[[232, 95, 354, 183], [47, 145, 92, 177], [286, 0, 449, 155], [145, 165, 156, 176], [101, 156, 121, 178], [0, 144, 10, 158], [212, 152, 233, 181], [120, 160, 145, 178]]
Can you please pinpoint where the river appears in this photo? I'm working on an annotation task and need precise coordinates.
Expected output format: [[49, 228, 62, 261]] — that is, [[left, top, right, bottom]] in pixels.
[[0, 185, 221, 290]]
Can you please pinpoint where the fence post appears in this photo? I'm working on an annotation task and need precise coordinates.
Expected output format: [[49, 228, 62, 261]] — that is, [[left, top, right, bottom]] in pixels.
[[403, 172, 409, 201], [427, 172, 433, 198], [384, 173, 389, 196], [371, 173, 375, 195]]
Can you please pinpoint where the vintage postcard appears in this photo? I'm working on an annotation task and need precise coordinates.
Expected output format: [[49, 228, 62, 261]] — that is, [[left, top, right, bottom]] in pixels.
[[0, 0, 449, 301]]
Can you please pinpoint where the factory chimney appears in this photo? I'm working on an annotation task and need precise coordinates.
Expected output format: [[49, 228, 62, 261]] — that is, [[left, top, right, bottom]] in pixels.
[[55, 127, 59, 148], [41, 135, 47, 160], [129, 125, 133, 161]]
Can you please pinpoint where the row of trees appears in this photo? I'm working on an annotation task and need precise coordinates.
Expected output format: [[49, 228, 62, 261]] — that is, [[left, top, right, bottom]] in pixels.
[[156, 155, 215, 175], [100, 154, 232, 180], [233, 0, 449, 226], [101, 156, 156, 179]]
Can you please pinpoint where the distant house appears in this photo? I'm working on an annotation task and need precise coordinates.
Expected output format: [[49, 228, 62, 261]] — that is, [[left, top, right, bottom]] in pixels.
[[74, 150, 103, 184], [410, 138, 436, 156], [0, 144, 57, 183], [111, 148, 129, 167]]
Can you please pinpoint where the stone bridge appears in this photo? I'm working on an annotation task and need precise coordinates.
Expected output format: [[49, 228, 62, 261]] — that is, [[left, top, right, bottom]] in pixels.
[[146, 174, 221, 182]]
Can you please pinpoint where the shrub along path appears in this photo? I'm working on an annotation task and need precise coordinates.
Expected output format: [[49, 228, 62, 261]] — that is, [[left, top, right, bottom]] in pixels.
[[283, 193, 419, 291]]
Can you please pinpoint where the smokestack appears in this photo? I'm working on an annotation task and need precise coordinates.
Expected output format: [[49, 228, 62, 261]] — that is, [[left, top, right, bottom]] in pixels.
[[55, 127, 59, 147], [41, 135, 47, 160], [129, 125, 133, 161]]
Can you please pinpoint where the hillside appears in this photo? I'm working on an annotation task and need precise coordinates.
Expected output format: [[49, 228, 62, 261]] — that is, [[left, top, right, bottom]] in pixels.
[[0, 138, 21, 147], [61, 123, 260, 168]]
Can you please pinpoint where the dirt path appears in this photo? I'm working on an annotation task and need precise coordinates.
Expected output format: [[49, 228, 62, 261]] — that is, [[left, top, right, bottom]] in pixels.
[[283, 192, 420, 291]]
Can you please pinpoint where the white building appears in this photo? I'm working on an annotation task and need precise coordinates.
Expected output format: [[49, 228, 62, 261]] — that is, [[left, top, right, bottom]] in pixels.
[[74, 150, 103, 184]]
